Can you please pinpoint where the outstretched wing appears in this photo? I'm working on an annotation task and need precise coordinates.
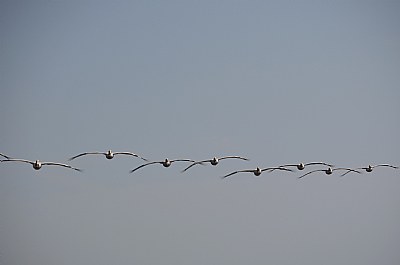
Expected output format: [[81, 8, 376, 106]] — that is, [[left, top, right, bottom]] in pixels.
[[304, 162, 334, 167], [0, 158, 34, 165], [42, 162, 82, 172], [170, 159, 196, 163], [114, 152, 148, 161], [275, 164, 298, 168], [68, 152, 104, 161], [261, 167, 293, 172], [373, 164, 398, 169], [340, 168, 363, 176], [130, 161, 161, 173], [218, 156, 249, 161], [298, 169, 324, 179], [221, 169, 254, 179], [0, 153, 12, 159], [336, 168, 361, 176], [181, 160, 210, 172]]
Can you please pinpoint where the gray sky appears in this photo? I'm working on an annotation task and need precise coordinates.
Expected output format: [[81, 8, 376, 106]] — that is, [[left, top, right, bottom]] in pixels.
[[1, 1, 399, 264]]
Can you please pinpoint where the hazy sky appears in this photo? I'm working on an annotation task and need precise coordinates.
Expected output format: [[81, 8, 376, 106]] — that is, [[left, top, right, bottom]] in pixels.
[[1, 1, 399, 264]]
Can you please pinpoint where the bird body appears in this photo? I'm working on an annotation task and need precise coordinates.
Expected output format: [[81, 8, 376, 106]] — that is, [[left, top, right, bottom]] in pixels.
[[162, 158, 172, 167], [33, 160, 42, 170], [105, 150, 114, 159], [210, 157, 219, 166]]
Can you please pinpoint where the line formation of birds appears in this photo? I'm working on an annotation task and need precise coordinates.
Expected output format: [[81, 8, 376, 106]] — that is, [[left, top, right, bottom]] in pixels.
[[0, 151, 398, 179]]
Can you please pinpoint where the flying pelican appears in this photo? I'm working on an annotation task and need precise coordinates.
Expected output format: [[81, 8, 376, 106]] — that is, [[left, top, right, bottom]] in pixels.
[[298, 167, 361, 179], [0, 159, 82, 171], [69, 150, 148, 161], [182, 156, 249, 172], [273, 162, 333, 171], [130, 158, 196, 173], [221, 166, 293, 179], [340, 164, 399, 176], [0, 153, 11, 159]]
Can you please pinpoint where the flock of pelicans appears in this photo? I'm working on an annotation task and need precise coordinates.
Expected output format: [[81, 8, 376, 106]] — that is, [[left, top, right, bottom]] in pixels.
[[1, 150, 398, 179]]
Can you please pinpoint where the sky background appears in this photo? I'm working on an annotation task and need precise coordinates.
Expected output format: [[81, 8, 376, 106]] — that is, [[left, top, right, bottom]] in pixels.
[[1, 1, 399, 264]]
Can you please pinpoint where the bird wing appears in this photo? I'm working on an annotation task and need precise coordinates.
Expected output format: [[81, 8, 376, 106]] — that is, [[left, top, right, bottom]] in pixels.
[[181, 160, 209, 173], [373, 164, 399, 169], [42, 162, 82, 171], [298, 169, 324, 179], [0, 153, 11, 159], [339, 168, 362, 176], [304, 162, 334, 167], [261, 167, 293, 172], [0, 158, 34, 165], [340, 170, 353, 177], [276, 164, 297, 168], [221, 169, 255, 179], [170, 159, 196, 163], [218, 156, 249, 161], [68, 152, 104, 161], [114, 152, 148, 161], [334, 168, 361, 173], [334, 168, 361, 177], [130, 161, 161, 173]]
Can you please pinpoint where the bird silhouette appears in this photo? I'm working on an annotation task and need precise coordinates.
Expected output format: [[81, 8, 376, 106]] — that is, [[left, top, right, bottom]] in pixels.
[[69, 150, 147, 161], [182, 156, 248, 172], [340, 164, 398, 176], [274, 162, 333, 171], [221, 166, 293, 179], [130, 158, 196, 173], [1, 158, 82, 171], [298, 167, 360, 179]]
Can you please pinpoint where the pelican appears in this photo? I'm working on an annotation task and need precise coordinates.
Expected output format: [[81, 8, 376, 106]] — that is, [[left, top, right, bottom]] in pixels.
[[69, 150, 148, 161], [274, 162, 333, 171], [221, 166, 293, 179], [298, 167, 361, 179], [0, 153, 11, 159], [340, 164, 399, 176], [0, 159, 82, 171], [182, 156, 249, 172], [130, 158, 196, 173]]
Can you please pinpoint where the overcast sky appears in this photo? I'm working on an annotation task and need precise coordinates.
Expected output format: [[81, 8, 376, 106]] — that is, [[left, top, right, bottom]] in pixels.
[[1, 1, 400, 264]]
